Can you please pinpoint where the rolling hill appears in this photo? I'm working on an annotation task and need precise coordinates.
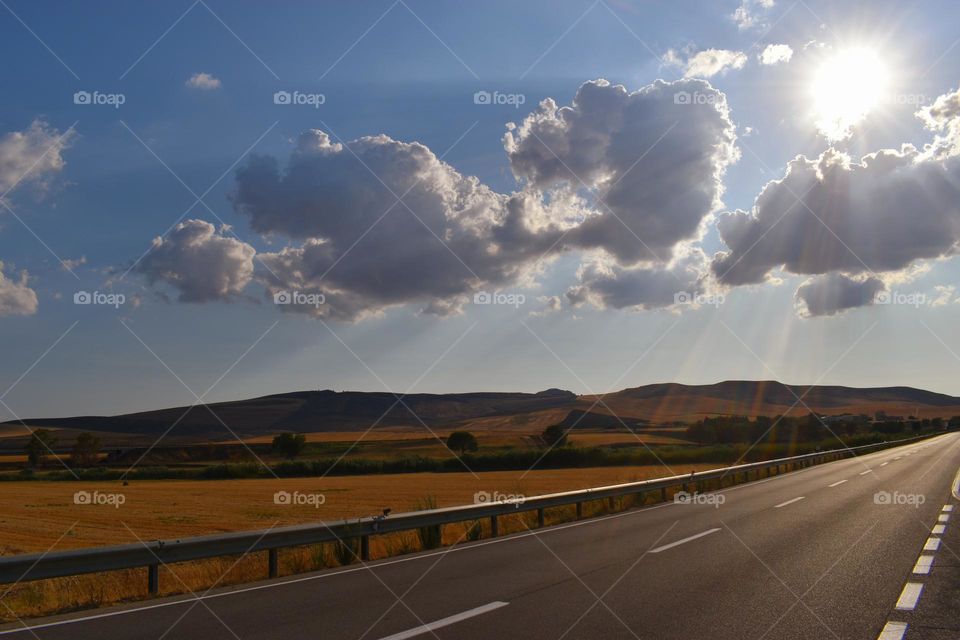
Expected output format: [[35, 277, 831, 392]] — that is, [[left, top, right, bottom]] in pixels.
[[4, 381, 959, 445]]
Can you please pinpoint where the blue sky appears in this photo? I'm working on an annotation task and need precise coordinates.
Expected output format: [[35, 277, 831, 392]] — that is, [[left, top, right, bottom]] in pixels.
[[1, 0, 960, 418]]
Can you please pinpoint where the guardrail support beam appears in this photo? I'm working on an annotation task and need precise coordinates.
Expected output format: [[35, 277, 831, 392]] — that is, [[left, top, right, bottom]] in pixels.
[[268, 548, 278, 578], [148, 564, 159, 595], [537, 508, 545, 528], [576, 502, 583, 520], [490, 515, 498, 537], [360, 536, 370, 561]]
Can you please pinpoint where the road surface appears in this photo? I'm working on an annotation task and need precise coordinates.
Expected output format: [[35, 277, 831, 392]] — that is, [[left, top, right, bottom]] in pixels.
[[2, 433, 958, 639]]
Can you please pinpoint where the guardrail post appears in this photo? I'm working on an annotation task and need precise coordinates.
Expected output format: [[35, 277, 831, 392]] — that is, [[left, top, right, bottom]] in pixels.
[[148, 564, 159, 595], [268, 548, 279, 578], [661, 487, 667, 501], [360, 536, 370, 561], [537, 508, 545, 528], [490, 515, 498, 537], [576, 502, 583, 519]]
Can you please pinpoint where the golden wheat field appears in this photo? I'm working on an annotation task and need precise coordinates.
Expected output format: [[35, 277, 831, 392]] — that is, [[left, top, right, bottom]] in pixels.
[[0, 464, 718, 621]]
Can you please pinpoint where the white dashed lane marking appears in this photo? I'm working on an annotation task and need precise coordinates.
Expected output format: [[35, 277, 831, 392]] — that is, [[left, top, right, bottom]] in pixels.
[[895, 583, 923, 611], [938, 514, 950, 523], [877, 621, 908, 640], [773, 496, 805, 508], [828, 480, 847, 487], [932, 524, 946, 535], [648, 528, 721, 554], [924, 537, 941, 552], [860, 470, 873, 475], [943, 505, 954, 512], [912, 555, 934, 575]]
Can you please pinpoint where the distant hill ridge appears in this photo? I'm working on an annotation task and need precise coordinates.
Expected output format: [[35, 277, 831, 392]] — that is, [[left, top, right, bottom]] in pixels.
[[6, 381, 959, 441]]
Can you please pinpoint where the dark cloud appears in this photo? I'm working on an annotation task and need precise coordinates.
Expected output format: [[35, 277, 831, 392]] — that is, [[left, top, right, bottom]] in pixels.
[[712, 146, 960, 285], [504, 78, 738, 264], [795, 273, 885, 317]]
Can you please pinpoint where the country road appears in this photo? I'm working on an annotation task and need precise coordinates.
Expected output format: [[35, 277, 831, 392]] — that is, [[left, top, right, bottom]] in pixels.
[[3, 434, 958, 640]]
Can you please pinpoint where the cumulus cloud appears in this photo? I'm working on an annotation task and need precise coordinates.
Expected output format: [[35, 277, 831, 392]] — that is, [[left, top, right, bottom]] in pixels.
[[918, 85, 960, 157], [0, 120, 73, 198], [135, 220, 255, 303], [529, 295, 562, 317], [224, 79, 740, 319], [233, 130, 559, 320], [713, 85, 960, 316], [185, 72, 222, 90], [0, 264, 38, 316], [759, 44, 793, 65], [795, 273, 885, 317], [712, 145, 960, 287], [732, 0, 775, 30], [504, 78, 738, 264], [566, 246, 710, 311], [0, 120, 74, 317], [664, 49, 748, 78]]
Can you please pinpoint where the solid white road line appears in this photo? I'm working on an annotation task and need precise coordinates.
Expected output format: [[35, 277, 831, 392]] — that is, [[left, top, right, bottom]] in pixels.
[[376, 601, 509, 640], [877, 621, 908, 640], [828, 480, 848, 487], [895, 583, 923, 611], [938, 514, 950, 522], [943, 505, 954, 512], [932, 524, 946, 535], [924, 537, 941, 552], [859, 470, 873, 475], [880, 462, 889, 467], [774, 496, 805, 508], [649, 528, 721, 554], [912, 555, 934, 575]]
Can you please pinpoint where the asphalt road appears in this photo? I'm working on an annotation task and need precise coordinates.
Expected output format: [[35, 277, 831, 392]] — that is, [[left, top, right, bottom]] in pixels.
[[3, 433, 959, 640]]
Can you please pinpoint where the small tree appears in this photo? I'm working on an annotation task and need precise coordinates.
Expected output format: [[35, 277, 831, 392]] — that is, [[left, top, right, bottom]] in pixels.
[[71, 432, 101, 466], [25, 429, 57, 467], [446, 431, 478, 455], [272, 432, 306, 458], [541, 424, 568, 448]]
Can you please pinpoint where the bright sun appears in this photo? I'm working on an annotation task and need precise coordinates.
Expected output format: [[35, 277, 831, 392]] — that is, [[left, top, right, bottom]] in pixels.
[[811, 47, 890, 141]]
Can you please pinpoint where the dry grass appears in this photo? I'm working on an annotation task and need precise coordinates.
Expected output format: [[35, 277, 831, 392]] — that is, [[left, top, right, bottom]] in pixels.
[[0, 463, 718, 621]]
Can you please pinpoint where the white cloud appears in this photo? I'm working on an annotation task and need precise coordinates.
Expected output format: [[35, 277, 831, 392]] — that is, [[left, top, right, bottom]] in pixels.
[[732, 0, 775, 30], [664, 49, 748, 78], [0, 120, 74, 197], [0, 120, 74, 317], [759, 44, 793, 65], [0, 264, 38, 316], [931, 285, 957, 307], [185, 72, 222, 90], [136, 220, 255, 302]]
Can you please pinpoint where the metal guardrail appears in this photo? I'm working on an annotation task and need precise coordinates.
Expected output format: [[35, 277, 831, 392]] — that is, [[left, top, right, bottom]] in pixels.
[[0, 435, 937, 594]]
